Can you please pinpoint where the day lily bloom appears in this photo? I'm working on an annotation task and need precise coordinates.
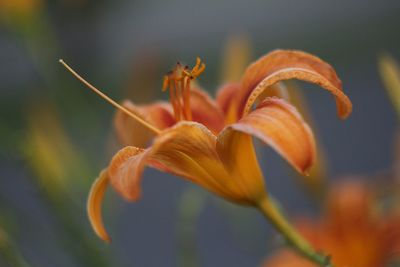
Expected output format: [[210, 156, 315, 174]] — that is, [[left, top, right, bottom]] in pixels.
[[60, 49, 352, 266], [262, 181, 400, 267]]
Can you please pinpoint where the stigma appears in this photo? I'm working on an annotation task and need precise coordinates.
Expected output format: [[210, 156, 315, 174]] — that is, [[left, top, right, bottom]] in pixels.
[[162, 57, 206, 121]]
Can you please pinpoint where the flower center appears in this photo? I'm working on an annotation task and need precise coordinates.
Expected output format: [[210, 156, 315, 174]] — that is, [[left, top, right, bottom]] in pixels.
[[162, 57, 205, 121]]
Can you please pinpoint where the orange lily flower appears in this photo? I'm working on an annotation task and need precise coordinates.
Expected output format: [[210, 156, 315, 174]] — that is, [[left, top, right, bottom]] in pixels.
[[60, 50, 352, 257], [262, 181, 400, 267]]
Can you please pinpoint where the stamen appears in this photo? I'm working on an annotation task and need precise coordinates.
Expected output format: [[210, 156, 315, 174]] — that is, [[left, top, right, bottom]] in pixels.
[[169, 80, 180, 121], [162, 75, 169, 92], [194, 63, 206, 76], [59, 59, 161, 135], [183, 77, 192, 120], [173, 79, 183, 120], [192, 57, 201, 72], [162, 57, 206, 122]]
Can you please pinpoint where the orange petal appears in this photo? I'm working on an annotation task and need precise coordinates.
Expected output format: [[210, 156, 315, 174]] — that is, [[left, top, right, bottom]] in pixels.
[[216, 82, 289, 124], [216, 128, 266, 204], [218, 97, 316, 175], [325, 181, 373, 228], [107, 122, 252, 204], [87, 169, 111, 242], [190, 88, 225, 133], [107, 146, 149, 201], [383, 213, 400, 260], [216, 83, 241, 116], [114, 100, 175, 147], [237, 50, 352, 119], [215, 83, 241, 125], [252, 82, 290, 104]]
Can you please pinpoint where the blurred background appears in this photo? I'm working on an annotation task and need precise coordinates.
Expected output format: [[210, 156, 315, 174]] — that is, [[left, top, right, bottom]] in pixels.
[[1, 0, 400, 266]]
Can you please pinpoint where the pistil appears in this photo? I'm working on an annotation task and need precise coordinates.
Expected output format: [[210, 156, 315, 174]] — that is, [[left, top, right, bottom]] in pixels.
[[59, 59, 161, 135]]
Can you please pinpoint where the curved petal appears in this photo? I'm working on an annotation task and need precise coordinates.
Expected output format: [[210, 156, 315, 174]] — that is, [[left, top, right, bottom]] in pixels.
[[218, 97, 316, 175], [216, 129, 266, 203], [252, 82, 290, 105], [190, 88, 225, 133], [107, 122, 253, 204], [215, 83, 241, 125], [114, 100, 175, 147], [236, 50, 352, 119], [87, 169, 111, 242], [108, 146, 149, 201], [216, 82, 289, 124]]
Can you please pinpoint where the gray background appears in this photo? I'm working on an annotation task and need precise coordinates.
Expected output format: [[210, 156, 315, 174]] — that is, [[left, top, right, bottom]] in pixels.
[[1, 0, 399, 266]]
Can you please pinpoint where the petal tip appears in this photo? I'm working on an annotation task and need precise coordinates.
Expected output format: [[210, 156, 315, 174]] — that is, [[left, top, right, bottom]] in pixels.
[[87, 169, 111, 243], [121, 190, 142, 202], [337, 96, 353, 120]]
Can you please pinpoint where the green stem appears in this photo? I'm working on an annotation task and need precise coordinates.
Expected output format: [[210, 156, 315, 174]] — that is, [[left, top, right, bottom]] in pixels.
[[258, 197, 333, 267], [176, 187, 205, 267]]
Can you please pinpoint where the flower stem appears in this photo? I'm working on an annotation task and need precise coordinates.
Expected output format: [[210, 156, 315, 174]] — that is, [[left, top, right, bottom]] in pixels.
[[176, 187, 205, 267], [258, 197, 333, 267]]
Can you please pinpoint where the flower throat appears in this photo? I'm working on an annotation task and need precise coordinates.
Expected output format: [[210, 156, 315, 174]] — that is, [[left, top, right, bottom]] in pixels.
[[162, 57, 205, 121]]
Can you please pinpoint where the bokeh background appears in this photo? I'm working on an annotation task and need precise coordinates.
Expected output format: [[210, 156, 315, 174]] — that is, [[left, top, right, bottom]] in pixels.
[[1, 0, 400, 266]]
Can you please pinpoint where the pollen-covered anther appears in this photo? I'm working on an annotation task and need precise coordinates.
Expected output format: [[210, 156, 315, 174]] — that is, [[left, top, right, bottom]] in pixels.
[[182, 57, 206, 79], [162, 57, 206, 121]]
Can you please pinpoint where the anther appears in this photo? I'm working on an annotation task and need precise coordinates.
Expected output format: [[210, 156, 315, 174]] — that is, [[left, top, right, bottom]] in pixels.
[[194, 63, 206, 76], [162, 75, 169, 92], [161, 57, 206, 122]]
